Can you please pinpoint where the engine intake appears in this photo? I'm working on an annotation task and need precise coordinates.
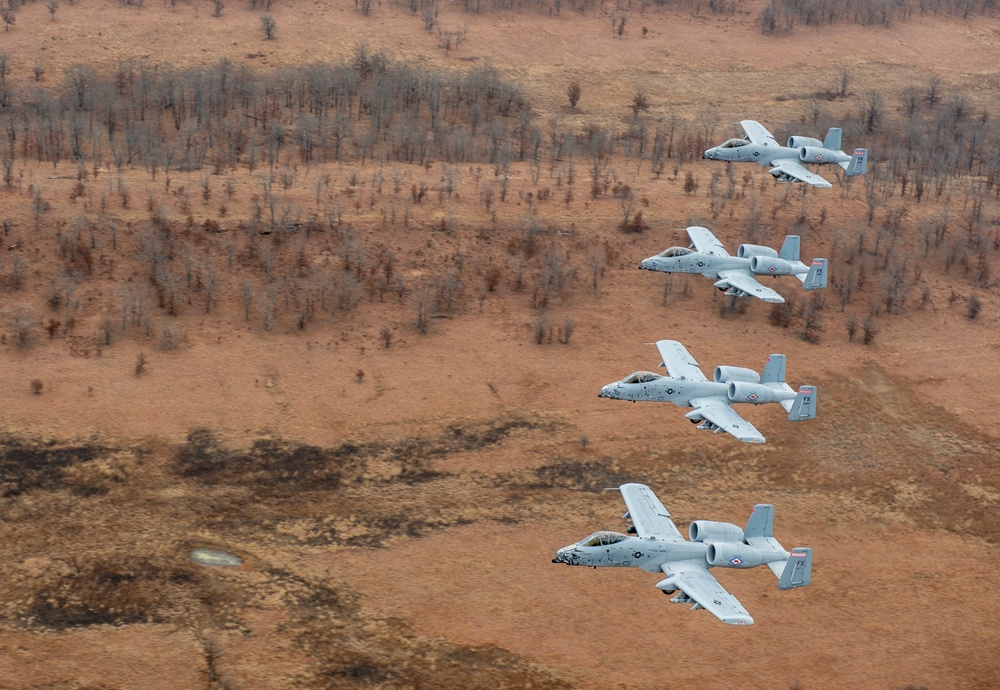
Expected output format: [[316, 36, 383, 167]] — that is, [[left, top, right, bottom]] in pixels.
[[749, 256, 795, 276], [800, 146, 837, 163], [737, 244, 778, 259], [707, 542, 784, 569], [689, 520, 744, 543], [713, 366, 760, 384], [787, 136, 823, 149]]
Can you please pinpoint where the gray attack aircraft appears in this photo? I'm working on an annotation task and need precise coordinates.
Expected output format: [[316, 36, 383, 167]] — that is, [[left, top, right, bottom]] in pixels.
[[599, 340, 816, 444], [553, 483, 813, 625], [640, 226, 827, 304], [704, 119, 867, 189]]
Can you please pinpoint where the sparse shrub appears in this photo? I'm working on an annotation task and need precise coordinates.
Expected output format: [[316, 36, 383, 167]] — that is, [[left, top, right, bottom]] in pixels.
[[533, 313, 548, 344], [567, 81, 581, 109], [621, 211, 648, 234], [160, 325, 181, 350], [967, 293, 982, 320], [559, 317, 575, 344], [10, 310, 37, 349], [862, 316, 880, 345], [30, 379, 43, 395], [769, 300, 794, 328], [846, 314, 859, 341], [683, 171, 697, 195]]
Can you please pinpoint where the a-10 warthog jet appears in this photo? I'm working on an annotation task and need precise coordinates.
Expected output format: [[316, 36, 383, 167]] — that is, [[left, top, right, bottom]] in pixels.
[[704, 119, 867, 188], [640, 226, 827, 303], [552, 483, 813, 625], [599, 340, 816, 444]]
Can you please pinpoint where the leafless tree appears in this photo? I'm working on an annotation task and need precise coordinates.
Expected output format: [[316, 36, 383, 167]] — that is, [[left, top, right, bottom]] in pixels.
[[1, 7, 15, 33], [858, 90, 883, 134], [837, 67, 850, 97], [261, 14, 277, 40], [10, 310, 36, 349], [925, 76, 942, 108], [862, 315, 880, 345], [630, 90, 650, 120]]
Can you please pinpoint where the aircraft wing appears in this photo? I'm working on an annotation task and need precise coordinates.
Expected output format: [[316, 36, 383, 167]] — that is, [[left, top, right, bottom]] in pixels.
[[655, 340, 708, 382], [715, 269, 785, 303], [740, 120, 779, 147], [689, 397, 765, 444], [619, 483, 684, 540], [685, 226, 730, 257], [660, 561, 753, 625], [766, 159, 833, 189]]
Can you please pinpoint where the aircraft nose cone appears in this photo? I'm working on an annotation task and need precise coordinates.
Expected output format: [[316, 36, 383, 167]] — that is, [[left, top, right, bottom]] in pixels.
[[553, 545, 578, 565]]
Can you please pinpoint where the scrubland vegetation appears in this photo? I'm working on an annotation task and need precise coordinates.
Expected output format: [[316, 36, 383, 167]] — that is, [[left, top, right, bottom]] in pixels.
[[0, 35, 997, 355]]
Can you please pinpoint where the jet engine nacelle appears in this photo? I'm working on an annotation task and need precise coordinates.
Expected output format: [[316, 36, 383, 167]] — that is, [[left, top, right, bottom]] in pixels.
[[689, 520, 745, 543], [749, 256, 795, 276], [799, 146, 838, 163], [728, 381, 782, 404], [787, 136, 823, 149], [707, 542, 781, 569], [713, 366, 761, 385], [736, 244, 778, 259]]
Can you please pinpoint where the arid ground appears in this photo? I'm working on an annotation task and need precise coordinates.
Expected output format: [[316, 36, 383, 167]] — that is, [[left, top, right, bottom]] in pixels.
[[1, 0, 1000, 688]]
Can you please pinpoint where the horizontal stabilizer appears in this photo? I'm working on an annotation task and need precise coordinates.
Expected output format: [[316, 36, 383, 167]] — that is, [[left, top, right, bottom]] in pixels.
[[778, 547, 812, 590]]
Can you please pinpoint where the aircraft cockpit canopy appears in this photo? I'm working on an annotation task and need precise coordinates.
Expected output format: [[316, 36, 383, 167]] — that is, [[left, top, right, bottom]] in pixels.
[[720, 138, 750, 149], [622, 371, 662, 384], [658, 247, 692, 258], [579, 531, 628, 547]]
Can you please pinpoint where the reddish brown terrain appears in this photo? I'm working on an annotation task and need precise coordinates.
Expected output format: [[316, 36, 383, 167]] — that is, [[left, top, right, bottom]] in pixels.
[[1, 0, 1000, 688]]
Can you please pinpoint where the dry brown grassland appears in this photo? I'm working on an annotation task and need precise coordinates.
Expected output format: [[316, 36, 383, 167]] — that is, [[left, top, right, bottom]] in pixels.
[[1, 0, 1000, 687]]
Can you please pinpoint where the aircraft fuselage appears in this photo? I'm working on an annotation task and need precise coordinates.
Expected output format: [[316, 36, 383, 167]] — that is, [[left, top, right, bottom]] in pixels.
[[552, 533, 706, 573], [639, 252, 746, 276], [703, 143, 853, 168], [598, 376, 722, 407]]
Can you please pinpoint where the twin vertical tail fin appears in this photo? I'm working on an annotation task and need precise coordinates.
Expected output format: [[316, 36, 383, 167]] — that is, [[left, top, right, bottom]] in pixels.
[[843, 148, 868, 177], [760, 355, 786, 385], [778, 235, 801, 262], [744, 504, 775, 540], [822, 127, 843, 152], [788, 385, 817, 421], [778, 548, 813, 590], [802, 258, 828, 290], [744, 506, 812, 591]]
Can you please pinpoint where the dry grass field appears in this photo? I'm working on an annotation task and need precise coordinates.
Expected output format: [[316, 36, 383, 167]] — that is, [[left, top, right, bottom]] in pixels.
[[1, 0, 1000, 687]]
